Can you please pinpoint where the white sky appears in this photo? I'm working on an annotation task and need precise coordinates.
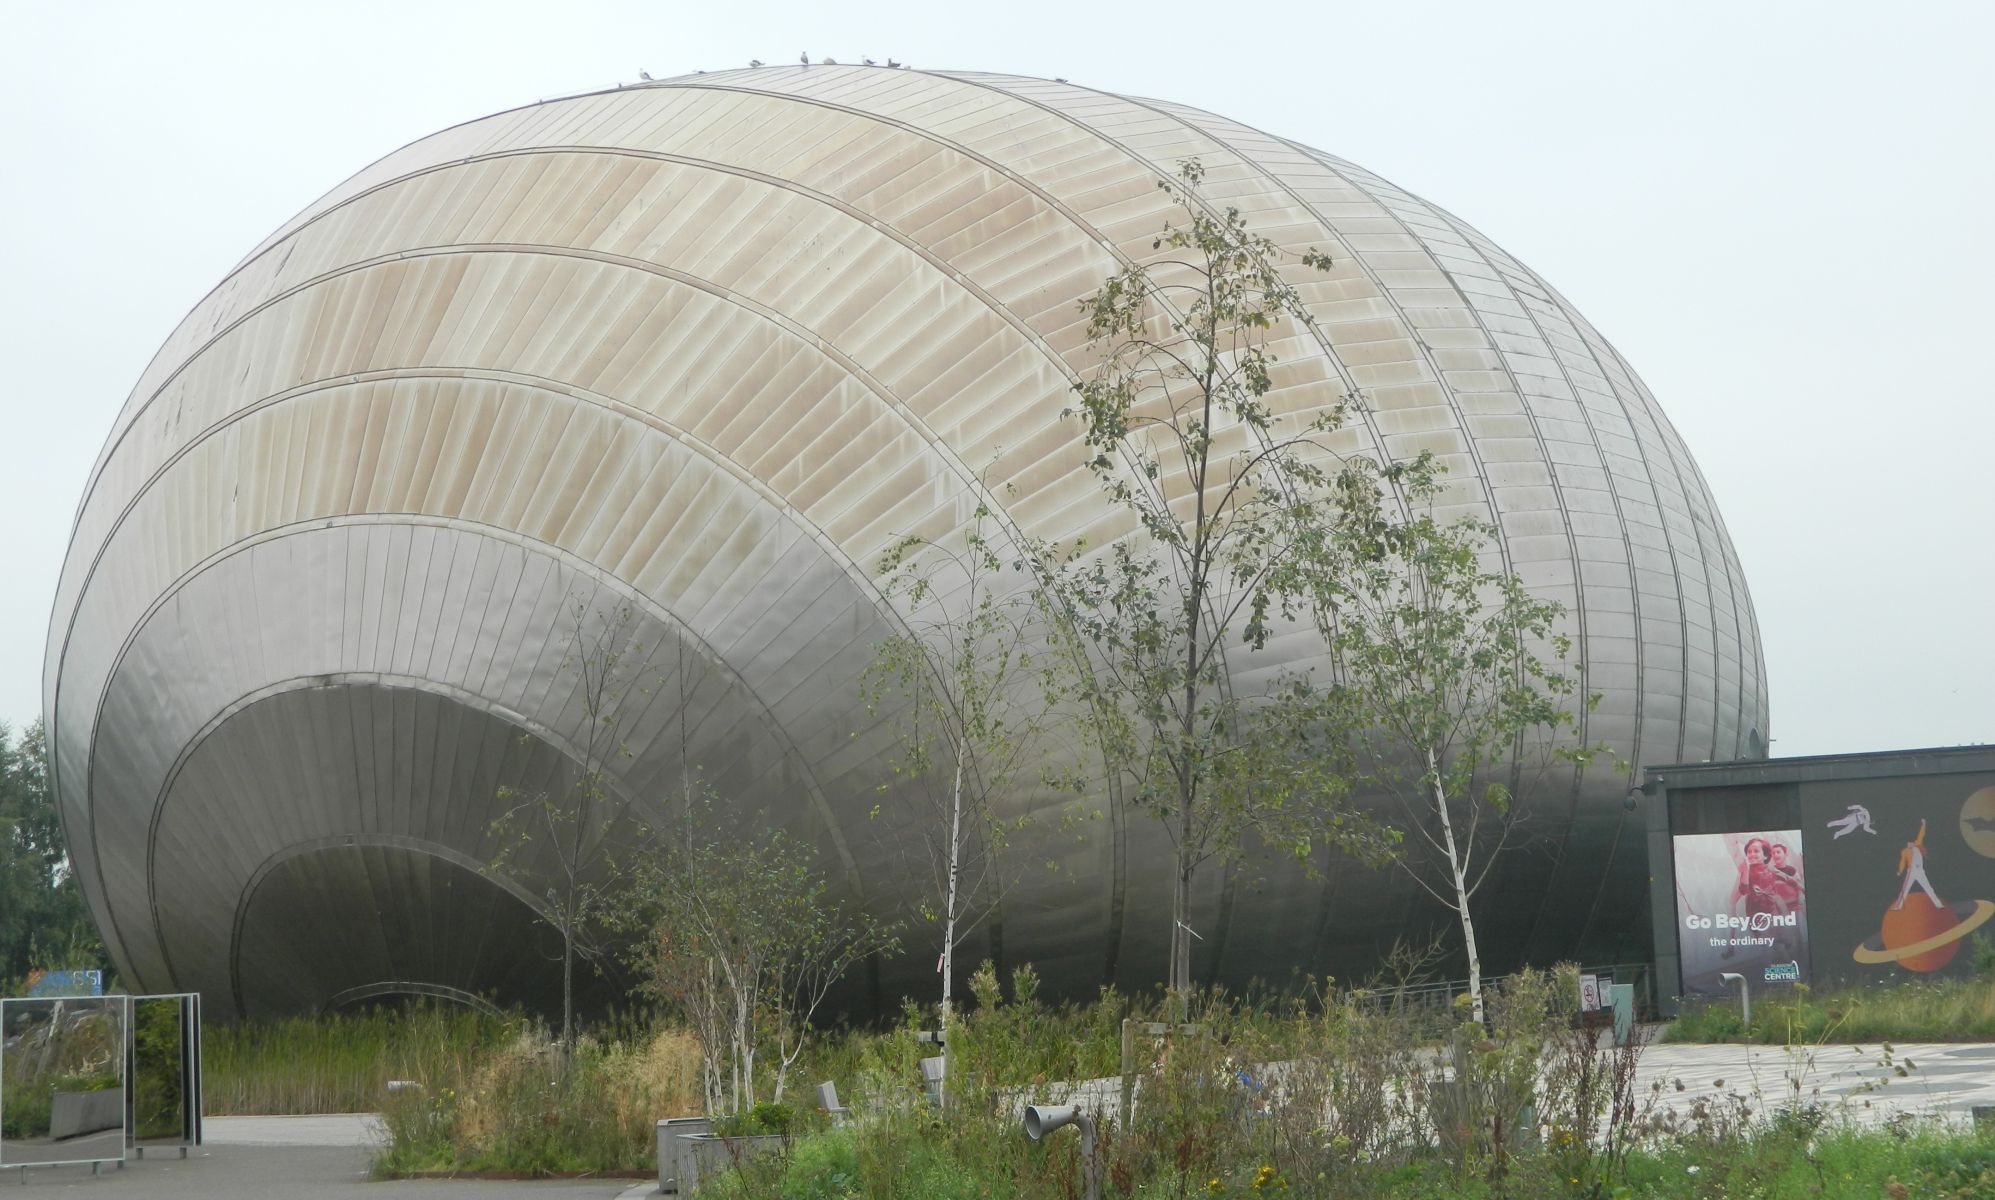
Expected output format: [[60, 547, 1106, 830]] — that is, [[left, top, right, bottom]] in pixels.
[[3, 0, 1990, 759]]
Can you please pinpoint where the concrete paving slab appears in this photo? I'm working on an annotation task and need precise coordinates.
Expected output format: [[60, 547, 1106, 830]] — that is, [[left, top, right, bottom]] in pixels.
[[1634, 1039, 1995, 1123], [204, 1114, 380, 1146], [0, 1145, 644, 1197]]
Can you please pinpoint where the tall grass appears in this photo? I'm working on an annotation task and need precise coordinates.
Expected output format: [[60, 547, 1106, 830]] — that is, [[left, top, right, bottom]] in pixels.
[[374, 1023, 705, 1176], [1665, 975, 1995, 1044], [706, 964, 1995, 1200], [204, 1005, 509, 1114], [705, 1120, 1995, 1200], [338, 970, 1995, 1192]]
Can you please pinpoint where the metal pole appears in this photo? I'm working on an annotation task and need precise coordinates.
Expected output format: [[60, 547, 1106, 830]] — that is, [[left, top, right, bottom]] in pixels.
[[1718, 971, 1750, 1032], [1024, 1106, 1100, 1200], [1119, 1019, 1134, 1122]]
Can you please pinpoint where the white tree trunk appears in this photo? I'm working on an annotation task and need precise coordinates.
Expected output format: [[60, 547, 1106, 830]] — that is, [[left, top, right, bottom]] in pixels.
[[736, 996, 754, 1110], [1171, 832, 1195, 1015], [561, 931, 575, 1066], [938, 735, 967, 1105], [1428, 746, 1483, 1025]]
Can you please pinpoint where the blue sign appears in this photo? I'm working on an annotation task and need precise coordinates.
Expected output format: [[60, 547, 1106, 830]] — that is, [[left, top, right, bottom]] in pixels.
[[23, 969, 104, 997]]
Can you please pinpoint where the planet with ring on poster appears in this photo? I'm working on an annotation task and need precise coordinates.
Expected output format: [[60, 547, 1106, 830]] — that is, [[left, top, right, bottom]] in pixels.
[[1852, 895, 1995, 972]]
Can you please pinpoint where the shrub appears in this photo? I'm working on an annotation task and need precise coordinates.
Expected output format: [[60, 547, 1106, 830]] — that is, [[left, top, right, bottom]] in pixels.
[[340, 973, 1995, 1195], [712, 1101, 800, 1137], [373, 1021, 702, 1177]]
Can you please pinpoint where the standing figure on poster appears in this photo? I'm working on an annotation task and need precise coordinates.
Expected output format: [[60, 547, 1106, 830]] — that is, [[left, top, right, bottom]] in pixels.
[[1894, 820, 1941, 911]]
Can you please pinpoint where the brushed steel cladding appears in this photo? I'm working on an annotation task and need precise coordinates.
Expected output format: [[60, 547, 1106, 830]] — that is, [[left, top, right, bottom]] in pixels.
[[47, 68, 1766, 1019]]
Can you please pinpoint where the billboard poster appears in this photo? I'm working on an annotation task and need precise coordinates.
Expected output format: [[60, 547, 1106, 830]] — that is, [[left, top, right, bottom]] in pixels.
[[21, 969, 103, 997], [1674, 830, 1808, 995], [1802, 780, 1995, 985]]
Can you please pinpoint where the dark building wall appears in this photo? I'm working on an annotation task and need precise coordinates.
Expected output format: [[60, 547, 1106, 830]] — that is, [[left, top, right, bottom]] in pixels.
[[1646, 746, 1995, 1010]]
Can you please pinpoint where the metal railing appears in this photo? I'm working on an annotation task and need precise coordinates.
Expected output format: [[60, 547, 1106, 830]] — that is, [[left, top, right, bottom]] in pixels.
[[1343, 962, 1657, 1024]]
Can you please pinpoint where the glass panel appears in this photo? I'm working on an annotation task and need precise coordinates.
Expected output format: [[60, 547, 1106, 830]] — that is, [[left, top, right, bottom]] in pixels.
[[0, 996, 128, 1166], [130, 995, 199, 1147]]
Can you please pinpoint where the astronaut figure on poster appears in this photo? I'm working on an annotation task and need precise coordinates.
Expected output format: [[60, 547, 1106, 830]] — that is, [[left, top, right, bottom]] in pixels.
[[1826, 804, 1876, 839]]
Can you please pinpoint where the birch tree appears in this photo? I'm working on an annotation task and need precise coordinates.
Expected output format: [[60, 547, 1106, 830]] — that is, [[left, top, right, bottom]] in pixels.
[[1313, 475, 1602, 1023], [1035, 159, 1394, 1002], [487, 597, 649, 1062], [636, 810, 895, 1110], [864, 501, 1066, 1091]]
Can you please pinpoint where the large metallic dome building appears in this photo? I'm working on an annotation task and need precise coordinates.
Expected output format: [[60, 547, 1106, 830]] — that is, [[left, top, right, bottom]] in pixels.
[[47, 67, 1765, 1020]]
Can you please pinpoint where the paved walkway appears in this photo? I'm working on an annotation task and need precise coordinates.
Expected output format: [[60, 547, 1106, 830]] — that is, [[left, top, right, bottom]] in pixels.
[[205, 1114, 383, 1146], [1033, 1032, 1995, 1130], [2, 1146, 652, 1197], [1633, 1038, 1995, 1125], [3, 1117, 654, 1197]]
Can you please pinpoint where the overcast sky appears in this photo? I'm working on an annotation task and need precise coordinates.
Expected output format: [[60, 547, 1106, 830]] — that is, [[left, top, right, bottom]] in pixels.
[[4, 0, 1989, 759]]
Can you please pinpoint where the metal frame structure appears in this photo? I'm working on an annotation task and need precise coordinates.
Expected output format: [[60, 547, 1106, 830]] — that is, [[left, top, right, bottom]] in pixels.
[[0, 995, 130, 1176], [124, 992, 202, 1157]]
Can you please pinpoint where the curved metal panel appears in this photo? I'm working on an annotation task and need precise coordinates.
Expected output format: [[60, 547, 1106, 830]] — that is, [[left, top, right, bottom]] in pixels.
[[48, 68, 1767, 1017], [323, 982, 507, 1020]]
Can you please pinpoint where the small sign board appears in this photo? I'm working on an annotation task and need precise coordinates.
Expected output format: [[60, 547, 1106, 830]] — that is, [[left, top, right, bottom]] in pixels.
[[1579, 973, 1601, 1012], [23, 969, 103, 998]]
